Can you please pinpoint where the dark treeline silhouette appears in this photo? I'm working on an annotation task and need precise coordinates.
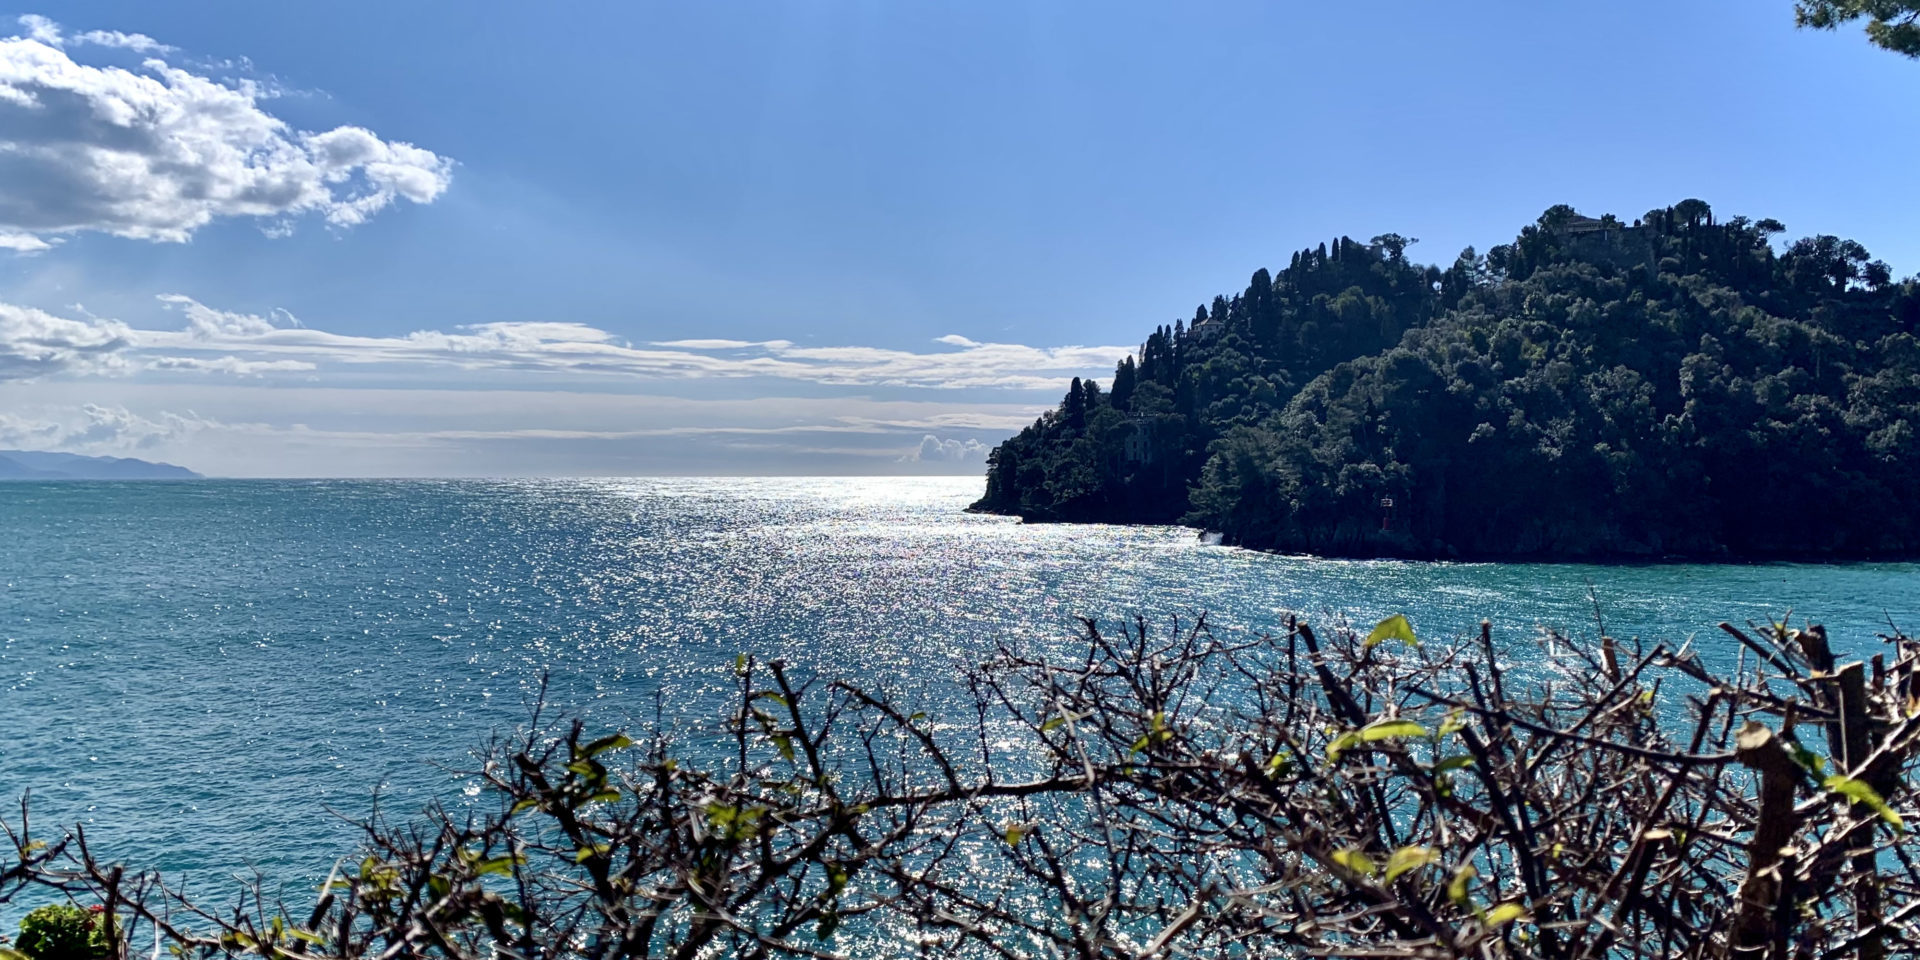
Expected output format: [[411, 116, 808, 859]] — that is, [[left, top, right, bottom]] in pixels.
[[973, 201, 1920, 559]]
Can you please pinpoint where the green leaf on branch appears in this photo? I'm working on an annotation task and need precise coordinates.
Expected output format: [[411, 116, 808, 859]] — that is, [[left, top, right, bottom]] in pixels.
[[1366, 614, 1418, 649], [1789, 742, 1829, 776], [285, 929, 329, 947], [1327, 730, 1361, 761], [1486, 902, 1529, 927], [1447, 863, 1478, 907], [1264, 750, 1293, 779], [474, 854, 524, 876], [1824, 774, 1905, 831], [1331, 717, 1431, 761], [1384, 845, 1439, 882], [1363, 720, 1429, 741], [1331, 847, 1378, 878], [582, 733, 633, 757]]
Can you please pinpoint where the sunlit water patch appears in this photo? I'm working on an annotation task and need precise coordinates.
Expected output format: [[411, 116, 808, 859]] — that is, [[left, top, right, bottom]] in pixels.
[[0, 477, 1915, 891]]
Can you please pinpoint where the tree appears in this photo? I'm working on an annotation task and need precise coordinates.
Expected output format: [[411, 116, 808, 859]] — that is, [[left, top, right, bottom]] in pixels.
[[1370, 233, 1418, 262], [1797, 0, 1920, 57], [1109, 355, 1137, 410], [978, 201, 1920, 560], [972, 231, 1431, 527]]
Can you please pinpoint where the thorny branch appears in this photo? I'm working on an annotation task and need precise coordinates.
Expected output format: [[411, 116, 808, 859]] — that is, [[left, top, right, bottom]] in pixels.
[[5, 614, 1920, 959]]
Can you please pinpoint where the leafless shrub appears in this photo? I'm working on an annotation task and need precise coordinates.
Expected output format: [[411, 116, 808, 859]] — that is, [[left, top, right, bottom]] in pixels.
[[7, 613, 1920, 959]]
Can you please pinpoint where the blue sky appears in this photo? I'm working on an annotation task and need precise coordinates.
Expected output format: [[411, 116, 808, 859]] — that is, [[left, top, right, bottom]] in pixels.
[[0, 1, 1913, 476]]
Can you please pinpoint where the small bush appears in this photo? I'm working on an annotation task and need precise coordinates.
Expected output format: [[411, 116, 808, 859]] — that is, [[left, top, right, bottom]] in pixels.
[[15, 904, 106, 960]]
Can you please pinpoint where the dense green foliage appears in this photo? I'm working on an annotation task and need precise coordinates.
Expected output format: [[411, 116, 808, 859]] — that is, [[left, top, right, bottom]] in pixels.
[[1797, 0, 1920, 57], [14, 904, 108, 960], [975, 232, 1438, 524], [975, 202, 1920, 559]]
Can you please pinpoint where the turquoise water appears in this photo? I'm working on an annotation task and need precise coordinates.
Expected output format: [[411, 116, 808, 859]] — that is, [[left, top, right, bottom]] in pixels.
[[2, 477, 1916, 892]]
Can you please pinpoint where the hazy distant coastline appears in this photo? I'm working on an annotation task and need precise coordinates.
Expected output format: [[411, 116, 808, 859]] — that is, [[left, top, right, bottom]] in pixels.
[[0, 450, 201, 480]]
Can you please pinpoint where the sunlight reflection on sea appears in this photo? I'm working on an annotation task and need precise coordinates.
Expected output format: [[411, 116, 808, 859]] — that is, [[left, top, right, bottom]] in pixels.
[[1, 476, 1914, 893]]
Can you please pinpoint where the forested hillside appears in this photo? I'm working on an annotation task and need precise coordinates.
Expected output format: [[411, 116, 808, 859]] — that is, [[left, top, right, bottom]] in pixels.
[[973, 201, 1920, 559]]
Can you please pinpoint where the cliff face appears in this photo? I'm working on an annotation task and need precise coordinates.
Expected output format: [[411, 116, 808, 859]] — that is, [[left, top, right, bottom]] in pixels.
[[979, 201, 1920, 560]]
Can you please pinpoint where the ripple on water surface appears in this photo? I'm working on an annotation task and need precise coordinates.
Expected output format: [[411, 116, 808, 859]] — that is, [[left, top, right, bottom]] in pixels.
[[1, 476, 1916, 888]]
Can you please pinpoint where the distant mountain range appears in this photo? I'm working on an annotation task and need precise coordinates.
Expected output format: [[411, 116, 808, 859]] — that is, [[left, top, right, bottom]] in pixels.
[[0, 450, 202, 480]]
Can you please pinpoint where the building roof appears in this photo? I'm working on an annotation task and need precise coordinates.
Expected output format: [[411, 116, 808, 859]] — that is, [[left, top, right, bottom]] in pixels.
[[1559, 213, 1616, 235]]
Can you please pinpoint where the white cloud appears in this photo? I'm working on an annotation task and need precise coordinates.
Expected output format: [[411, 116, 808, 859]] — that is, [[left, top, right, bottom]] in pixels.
[[0, 402, 212, 453], [838, 411, 1036, 431], [157, 293, 285, 337], [73, 30, 175, 56], [934, 334, 980, 347], [146, 355, 316, 375], [14, 15, 59, 45], [95, 295, 1130, 390], [19, 14, 176, 55], [0, 295, 1131, 391], [651, 338, 796, 351], [0, 16, 452, 247], [0, 300, 131, 379], [0, 231, 51, 252], [906, 435, 988, 463]]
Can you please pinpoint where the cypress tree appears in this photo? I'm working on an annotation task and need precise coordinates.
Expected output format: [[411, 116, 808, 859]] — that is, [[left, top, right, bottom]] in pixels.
[[1110, 356, 1137, 410], [1063, 377, 1085, 430]]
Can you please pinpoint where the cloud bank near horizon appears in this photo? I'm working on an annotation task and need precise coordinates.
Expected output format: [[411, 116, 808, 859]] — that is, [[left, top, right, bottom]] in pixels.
[[1, 294, 1131, 392], [0, 385, 1049, 476], [0, 294, 1118, 474]]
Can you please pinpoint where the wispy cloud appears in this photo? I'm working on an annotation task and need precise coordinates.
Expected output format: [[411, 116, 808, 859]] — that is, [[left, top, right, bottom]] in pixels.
[[0, 295, 1130, 391], [650, 338, 795, 351], [146, 355, 317, 375], [16, 15, 175, 54], [0, 15, 452, 249], [0, 384, 1052, 476]]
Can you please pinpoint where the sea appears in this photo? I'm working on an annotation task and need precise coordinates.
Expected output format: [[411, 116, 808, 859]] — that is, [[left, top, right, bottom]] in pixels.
[[2, 476, 1916, 897]]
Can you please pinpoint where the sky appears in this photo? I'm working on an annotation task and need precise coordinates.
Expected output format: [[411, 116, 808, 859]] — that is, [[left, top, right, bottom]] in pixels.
[[0, 1, 1914, 477]]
